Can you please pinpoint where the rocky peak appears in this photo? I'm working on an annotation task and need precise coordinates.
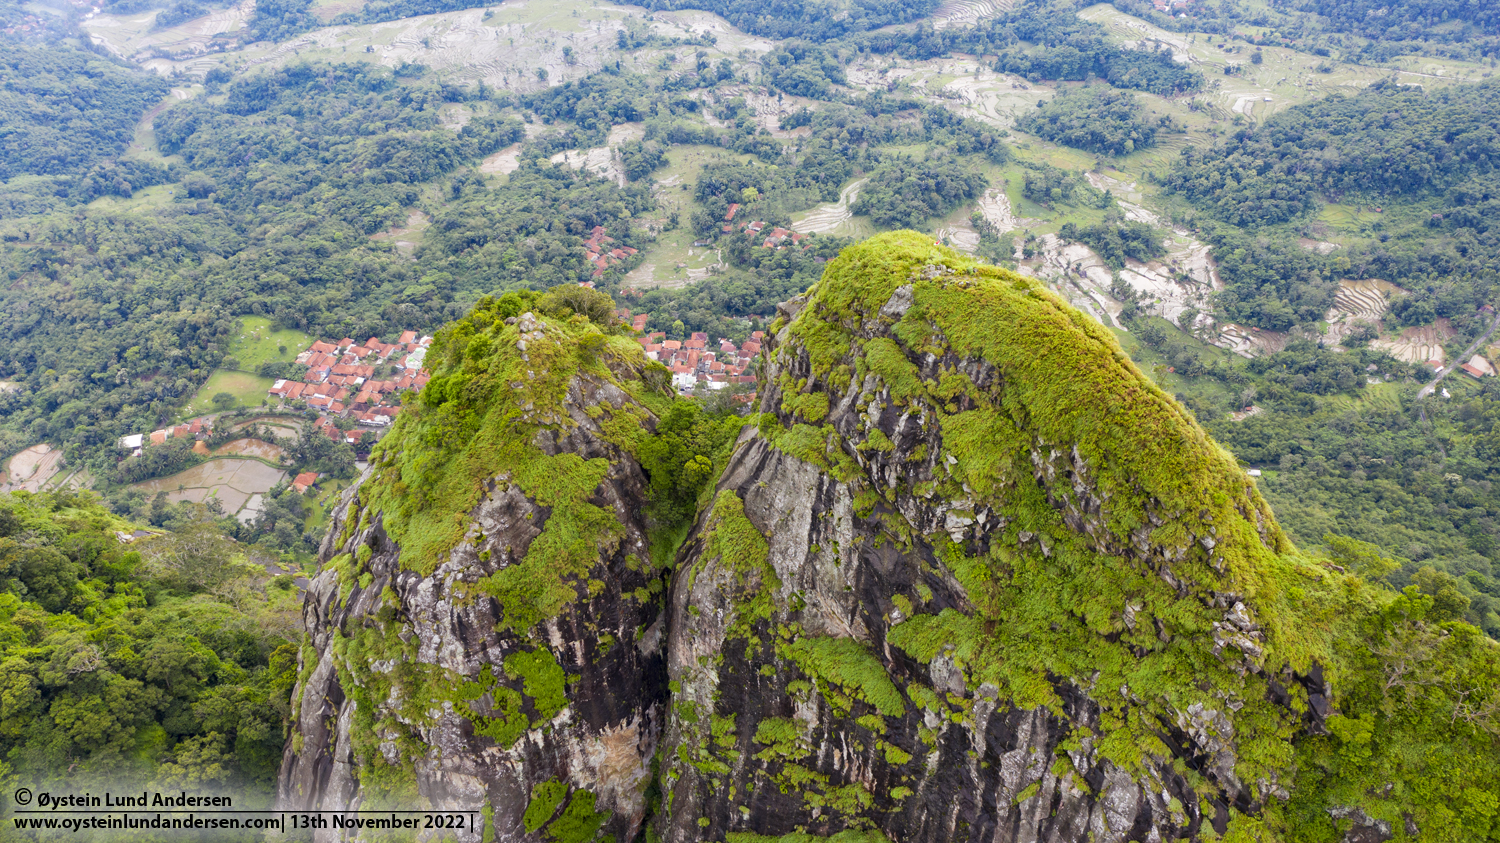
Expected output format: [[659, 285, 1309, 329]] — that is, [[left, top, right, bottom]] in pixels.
[[656, 232, 1353, 841], [279, 300, 675, 842]]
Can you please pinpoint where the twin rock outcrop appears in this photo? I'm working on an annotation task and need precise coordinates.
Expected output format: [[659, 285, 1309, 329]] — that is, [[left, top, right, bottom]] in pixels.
[[278, 233, 1411, 841]]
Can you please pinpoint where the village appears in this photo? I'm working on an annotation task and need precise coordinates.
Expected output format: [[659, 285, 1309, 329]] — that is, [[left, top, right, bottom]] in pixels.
[[267, 330, 434, 442], [115, 330, 433, 459], [634, 324, 765, 395]]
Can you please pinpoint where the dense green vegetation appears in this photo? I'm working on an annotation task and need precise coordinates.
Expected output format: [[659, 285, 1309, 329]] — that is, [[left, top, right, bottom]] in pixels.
[[851, 152, 989, 228], [1300, 0, 1500, 42], [1206, 229, 1339, 330], [1017, 85, 1174, 155], [0, 491, 298, 810], [0, 43, 169, 181], [363, 287, 738, 579], [3, 0, 1500, 830], [1203, 382, 1500, 638], [1119, 314, 1500, 635], [1166, 78, 1500, 226], [1020, 161, 1106, 207]]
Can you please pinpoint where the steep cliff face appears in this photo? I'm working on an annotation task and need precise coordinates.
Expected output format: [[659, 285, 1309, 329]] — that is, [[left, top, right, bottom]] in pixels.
[[279, 306, 676, 843], [279, 236, 1500, 843], [656, 232, 1357, 842]]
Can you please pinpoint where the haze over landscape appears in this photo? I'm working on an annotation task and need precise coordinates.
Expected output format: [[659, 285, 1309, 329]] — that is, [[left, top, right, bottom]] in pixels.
[[2, 0, 1500, 839]]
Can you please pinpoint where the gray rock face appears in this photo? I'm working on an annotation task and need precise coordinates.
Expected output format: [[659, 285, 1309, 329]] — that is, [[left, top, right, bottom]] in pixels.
[[278, 372, 667, 843], [655, 277, 1341, 842]]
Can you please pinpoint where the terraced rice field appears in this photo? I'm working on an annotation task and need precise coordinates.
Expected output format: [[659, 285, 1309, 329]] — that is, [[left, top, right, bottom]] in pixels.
[[1373, 320, 1456, 365], [213, 438, 289, 460], [133, 457, 288, 518], [84, 0, 251, 70], [932, 0, 1009, 30], [1333, 279, 1402, 321], [974, 187, 1018, 233], [791, 178, 871, 236], [0, 444, 63, 493], [936, 217, 981, 252], [480, 143, 522, 175], [85, 0, 773, 95], [233, 419, 303, 440], [622, 232, 724, 290]]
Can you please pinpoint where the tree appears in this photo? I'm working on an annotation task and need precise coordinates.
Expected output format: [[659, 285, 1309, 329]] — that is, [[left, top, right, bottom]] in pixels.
[[1414, 565, 1473, 622], [140, 515, 252, 597], [212, 392, 237, 411], [538, 285, 618, 329], [1323, 533, 1400, 584]]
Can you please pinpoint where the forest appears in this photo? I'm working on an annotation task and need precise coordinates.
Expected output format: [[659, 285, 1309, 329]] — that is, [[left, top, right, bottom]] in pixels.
[[1165, 78, 1500, 226], [851, 151, 990, 228], [0, 492, 298, 808], [0, 0, 1498, 835], [1207, 383, 1500, 639], [0, 61, 645, 474], [0, 43, 168, 181], [1115, 316, 1500, 636], [1059, 216, 1163, 268], [1017, 85, 1174, 156], [1297, 0, 1500, 41]]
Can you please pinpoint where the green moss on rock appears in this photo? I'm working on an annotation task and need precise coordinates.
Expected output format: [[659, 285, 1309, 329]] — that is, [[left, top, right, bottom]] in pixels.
[[781, 636, 904, 718]]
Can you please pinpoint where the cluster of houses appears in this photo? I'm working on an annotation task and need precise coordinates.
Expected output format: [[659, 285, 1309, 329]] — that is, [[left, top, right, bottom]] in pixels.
[[585, 226, 639, 278], [2, 13, 49, 34], [719, 204, 810, 250], [266, 331, 433, 443], [637, 330, 764, 395], [117, 416, 216, 456]]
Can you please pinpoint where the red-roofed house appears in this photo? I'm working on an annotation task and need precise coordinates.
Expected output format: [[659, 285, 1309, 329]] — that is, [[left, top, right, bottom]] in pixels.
[[292, 472, 319, 494]]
